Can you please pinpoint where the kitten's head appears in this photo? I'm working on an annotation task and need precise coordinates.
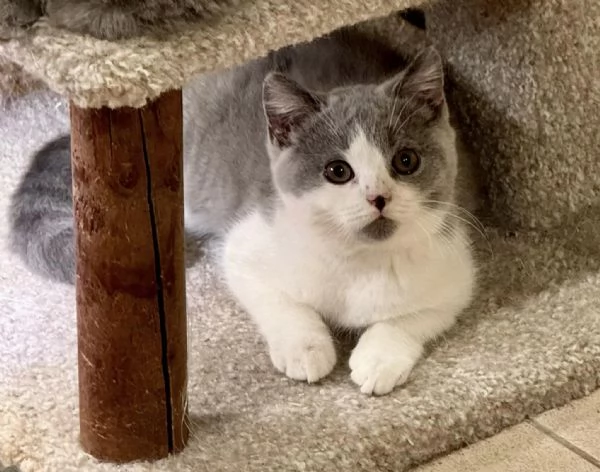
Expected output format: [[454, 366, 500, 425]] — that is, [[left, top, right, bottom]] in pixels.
[[263, 47, 458, 245]]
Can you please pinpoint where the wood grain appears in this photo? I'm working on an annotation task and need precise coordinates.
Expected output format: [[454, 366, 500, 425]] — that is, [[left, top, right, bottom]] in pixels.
[[70, 90, 189, 463]]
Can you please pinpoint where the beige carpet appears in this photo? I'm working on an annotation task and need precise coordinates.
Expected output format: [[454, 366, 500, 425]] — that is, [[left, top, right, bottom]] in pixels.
[[0, 1, 423, 108], [425, 0, 600, 230], [1, 86, 600, 471]]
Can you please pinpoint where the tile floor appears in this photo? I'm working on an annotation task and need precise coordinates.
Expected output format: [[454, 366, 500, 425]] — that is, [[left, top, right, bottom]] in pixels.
[[415, 389, 600, 471]]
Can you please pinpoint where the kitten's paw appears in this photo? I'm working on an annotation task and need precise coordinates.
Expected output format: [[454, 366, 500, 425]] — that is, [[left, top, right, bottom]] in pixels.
[[349, 324, 423, 396], [268, 329, 337, 383]]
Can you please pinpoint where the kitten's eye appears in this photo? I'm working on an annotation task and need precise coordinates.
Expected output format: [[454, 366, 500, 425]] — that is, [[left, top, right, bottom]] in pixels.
[[392, 149, 420, 175], [324, 160, 355, 185]]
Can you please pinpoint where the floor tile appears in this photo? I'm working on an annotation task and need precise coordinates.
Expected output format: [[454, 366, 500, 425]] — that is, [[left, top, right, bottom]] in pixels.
[[414, 422, 598, 472], [534, 389, 600, 462]]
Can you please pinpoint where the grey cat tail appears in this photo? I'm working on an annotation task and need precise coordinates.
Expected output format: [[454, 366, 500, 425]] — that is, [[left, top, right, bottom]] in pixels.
[[9, 135, 76, 284]]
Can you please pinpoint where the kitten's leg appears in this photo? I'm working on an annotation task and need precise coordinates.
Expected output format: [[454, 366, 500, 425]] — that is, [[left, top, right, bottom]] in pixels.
[[239, 291, 337, 382], [224, 261, 336, 382], [349, 309, 459, 395], [259, 298, 337, 382], [223, 215, 336, 382]]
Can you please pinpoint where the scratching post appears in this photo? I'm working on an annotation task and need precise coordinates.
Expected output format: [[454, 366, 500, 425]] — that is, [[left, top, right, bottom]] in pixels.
[[70, 90, 189, 462]]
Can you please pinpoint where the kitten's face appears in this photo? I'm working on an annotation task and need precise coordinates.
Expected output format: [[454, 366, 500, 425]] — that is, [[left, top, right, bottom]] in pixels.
[[264, 48, 457, 244]]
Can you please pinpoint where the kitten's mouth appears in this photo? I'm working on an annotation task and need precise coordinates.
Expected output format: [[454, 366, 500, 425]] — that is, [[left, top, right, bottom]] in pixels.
[[360, 216, 397, 241]]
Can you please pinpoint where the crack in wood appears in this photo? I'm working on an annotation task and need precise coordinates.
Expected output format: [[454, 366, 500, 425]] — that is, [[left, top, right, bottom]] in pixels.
[[139, 114, 175, 453]]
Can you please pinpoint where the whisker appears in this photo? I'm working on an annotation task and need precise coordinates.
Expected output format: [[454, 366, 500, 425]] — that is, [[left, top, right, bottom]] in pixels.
[[394, 102, 429, 134], [388, 94, 399, 129], [420, 199, 486, 232], [391, 91, 419, 133], [320, 110, 343, 138], [420, 209, 471, 248], [420, 201, 487, 241], [426, 207, 493, 257], [414, 219, 441, 257], [435, 230, 461, 260], [443, 213, 489, 243]]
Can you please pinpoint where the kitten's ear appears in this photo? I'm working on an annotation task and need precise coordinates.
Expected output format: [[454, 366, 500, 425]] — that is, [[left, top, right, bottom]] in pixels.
[[382, 47, 445, 115], [263, 72, 322, 147]]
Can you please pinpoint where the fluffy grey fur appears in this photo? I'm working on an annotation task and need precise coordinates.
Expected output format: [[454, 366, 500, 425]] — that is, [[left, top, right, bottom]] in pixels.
[[10, 24, 475, 283], [0, 0, 239, 39], [182, 28, 417, 235], [10, 135, 74, 282]]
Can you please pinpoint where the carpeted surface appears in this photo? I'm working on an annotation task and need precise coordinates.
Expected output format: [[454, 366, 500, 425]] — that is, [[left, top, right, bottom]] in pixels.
[[1, 90, 600, 472], [426, 0, 600, 230], [0, 1, 422, 109]]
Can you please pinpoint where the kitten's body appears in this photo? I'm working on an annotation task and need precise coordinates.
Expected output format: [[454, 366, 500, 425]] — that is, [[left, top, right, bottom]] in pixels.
[[10, 25, 477, 395], [224, 191, 473, 392]]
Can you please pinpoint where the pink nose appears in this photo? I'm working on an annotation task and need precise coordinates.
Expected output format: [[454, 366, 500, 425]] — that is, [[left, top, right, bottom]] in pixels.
[[367, 195, 389, 212]]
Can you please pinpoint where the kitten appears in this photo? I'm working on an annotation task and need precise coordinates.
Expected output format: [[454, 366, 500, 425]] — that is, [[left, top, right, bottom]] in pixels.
[[10, 26, 476, 395], [0, 0, 239, 40]]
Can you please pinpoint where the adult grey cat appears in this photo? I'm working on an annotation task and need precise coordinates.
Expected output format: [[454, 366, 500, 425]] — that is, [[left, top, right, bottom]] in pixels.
[[0, 0, 238, 39], [10, 23, 478, 395]]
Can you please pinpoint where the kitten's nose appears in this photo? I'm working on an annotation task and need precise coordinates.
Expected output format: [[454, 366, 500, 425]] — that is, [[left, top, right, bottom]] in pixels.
[[368, 195, 388, 212]]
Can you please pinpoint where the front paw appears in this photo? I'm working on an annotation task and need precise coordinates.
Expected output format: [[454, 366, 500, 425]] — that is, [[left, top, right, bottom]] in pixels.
[[349, 324, 423, 395], [268, 328, 337, 383]]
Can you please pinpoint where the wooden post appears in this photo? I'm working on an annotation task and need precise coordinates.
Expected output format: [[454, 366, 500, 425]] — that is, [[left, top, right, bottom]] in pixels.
[[70, 90, 189, 463]]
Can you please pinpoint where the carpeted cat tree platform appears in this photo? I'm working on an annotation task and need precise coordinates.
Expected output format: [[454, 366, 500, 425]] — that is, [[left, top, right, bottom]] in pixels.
[[1, 1, 599, 471]]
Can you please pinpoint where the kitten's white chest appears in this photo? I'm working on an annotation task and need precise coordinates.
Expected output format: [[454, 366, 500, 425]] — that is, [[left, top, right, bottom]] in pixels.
[[277, 243, 438, 327], [224, 210, 469, 329]]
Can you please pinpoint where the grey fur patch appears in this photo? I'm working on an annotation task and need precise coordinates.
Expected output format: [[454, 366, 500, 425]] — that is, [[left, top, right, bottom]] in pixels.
[[271, 48, 454, 205], [0, 0, 241, 40], [9, 135, 75, 283], [263, 72, 323, 148], [183, 25, 412, 236], [360, 217, 398, 241], [0, 0, 40, 34], [273, 108, 351, 196]]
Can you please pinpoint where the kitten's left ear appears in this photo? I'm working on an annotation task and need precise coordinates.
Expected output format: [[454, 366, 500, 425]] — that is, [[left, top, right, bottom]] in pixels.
[[263, 72, 323, 148], [382, 47, 445, 115]]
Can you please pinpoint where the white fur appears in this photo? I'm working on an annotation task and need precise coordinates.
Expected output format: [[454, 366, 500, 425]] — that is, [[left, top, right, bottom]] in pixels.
[[222, 127, 475, 395]]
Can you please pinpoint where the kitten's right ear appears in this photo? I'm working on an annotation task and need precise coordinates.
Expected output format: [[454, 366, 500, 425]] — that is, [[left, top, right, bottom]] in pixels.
[[263, 72, 322, 148], [380, 47, 445, 118]]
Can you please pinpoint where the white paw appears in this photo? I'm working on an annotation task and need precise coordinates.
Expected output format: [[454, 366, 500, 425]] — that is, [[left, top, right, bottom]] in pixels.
[[349, 324, 423, 396], [268, 329, 337, 383]]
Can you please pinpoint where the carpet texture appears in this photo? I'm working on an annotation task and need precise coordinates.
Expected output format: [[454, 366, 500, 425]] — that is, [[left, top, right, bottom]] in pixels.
[[1, 92, 600, 472], [0, 1, 422, 108], [426, 0, 600, 229]]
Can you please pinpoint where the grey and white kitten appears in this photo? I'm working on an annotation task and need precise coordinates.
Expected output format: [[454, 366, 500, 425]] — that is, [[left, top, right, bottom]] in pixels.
[[10, 25, 477, 395], [0, 0, 238, 39]]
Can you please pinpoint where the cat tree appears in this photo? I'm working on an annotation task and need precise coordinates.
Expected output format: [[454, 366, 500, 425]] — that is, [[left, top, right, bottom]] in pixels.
[[0, 1, 424, 463], [69, 92, 188, 461], [2, 0, 599, 469]]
